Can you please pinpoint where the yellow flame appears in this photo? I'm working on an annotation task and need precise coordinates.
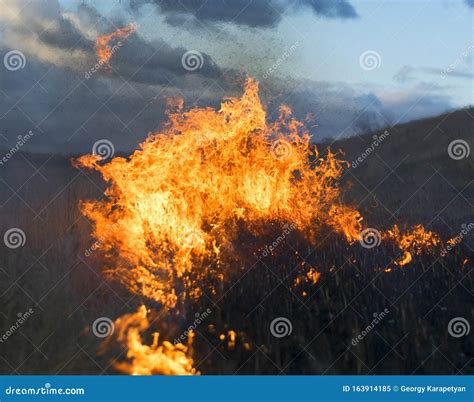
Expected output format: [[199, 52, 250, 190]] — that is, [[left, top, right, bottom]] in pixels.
[[76, 78, 445, 374], [103, 306, 197, 375], [95, 23, 136, 68]]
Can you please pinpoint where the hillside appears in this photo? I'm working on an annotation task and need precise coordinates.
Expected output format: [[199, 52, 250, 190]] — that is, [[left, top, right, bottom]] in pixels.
[[0, 108, 472, 375], [328, 107, 474, 236]]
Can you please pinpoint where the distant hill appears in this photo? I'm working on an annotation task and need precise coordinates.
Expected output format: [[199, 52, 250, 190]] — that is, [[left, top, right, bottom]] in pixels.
[[325, 107, 474, 237], [0, 107, 472, 239], [0, 108, 472, 375]]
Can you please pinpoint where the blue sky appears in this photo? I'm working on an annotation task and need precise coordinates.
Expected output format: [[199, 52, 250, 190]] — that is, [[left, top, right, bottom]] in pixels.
[[82, 0, 473, 106], [0, 0, 472, 152], [296, 0, 473, 104]]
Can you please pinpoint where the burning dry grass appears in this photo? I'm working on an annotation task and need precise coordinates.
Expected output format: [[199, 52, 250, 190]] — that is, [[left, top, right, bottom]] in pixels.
[[0, 108, 472, 375], [73, 78, 453, 374], [100, 306, 196, 375]]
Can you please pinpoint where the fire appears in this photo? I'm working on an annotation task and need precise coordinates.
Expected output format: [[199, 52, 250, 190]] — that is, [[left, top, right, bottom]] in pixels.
[[75, 77, 366, 309], [75, 77, 445, 374], [94, 23, 136, 68], [384, 224, 440, 266], [101, 306, 196, 375]]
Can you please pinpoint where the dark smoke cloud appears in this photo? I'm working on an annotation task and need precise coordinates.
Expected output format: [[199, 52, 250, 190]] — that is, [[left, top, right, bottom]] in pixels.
[[132, 0, 358, 28], [295, 0, 358, 19], [0, 0, 453, 156]]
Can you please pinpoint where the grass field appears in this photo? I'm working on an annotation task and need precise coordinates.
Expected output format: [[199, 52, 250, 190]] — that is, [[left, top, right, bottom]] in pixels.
[[0, 108, 472, 374]]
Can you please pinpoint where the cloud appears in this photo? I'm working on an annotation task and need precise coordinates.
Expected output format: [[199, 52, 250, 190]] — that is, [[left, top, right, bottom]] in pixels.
[[393, 64, 474, 83], [376, 83, 454, 125], [131, 0, 357, 28], [0, 0, 233, 154], [422, 67, 474, 80], [393, 65, 417, 83], [0, 0, 92, 69], [0, 0, 454, 156], [296, 0, 358, 19], [0, 0, 224, 83], [465, 0, 474, 8]]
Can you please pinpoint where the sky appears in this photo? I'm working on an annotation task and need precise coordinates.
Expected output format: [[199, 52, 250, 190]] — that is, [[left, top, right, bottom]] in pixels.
[[0, 0, 472, 154]]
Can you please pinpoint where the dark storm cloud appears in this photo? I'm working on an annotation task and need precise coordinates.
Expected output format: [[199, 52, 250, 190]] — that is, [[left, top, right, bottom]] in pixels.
[[110, 36, 224, 85], [132, 0, 357, 28], [0, 0, 224, 83], [155, 0, 283, 27], [0, 0, 453, 156], [36, 18, 91, 51], [295, 0, 358, 18], [0, 0, 231, 154]]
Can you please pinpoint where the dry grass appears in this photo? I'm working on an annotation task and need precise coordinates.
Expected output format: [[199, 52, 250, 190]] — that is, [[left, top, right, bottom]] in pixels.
[[0, 109, 472, 374]]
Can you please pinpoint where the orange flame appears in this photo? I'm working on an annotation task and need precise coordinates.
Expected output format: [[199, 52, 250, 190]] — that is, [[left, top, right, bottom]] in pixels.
[[95, 23, 136, 69], [384, 224, 440, 266], [75, 78, 366, 308], [102, 306, 197, 375], [76, 77, 445, 373]]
